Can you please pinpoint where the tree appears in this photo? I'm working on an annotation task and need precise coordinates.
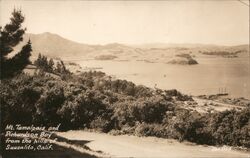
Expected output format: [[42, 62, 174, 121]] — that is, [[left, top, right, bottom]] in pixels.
[[60, 60, 69, 74], [55, 61, 62, 74], [34, 54, 53, 72], [0, 9, 32, 79], [55, 60, 70, 75], [34, 53, 42, 67], [48, 58, 54, 72]]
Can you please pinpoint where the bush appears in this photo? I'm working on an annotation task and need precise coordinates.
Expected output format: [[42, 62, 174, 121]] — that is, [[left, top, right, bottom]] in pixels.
[[135, 123, 167, 138], [1, 72, 249, 148]]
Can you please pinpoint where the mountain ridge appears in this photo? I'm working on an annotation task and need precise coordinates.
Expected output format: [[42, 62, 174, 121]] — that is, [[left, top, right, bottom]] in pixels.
[[16, 32, 249, 61]]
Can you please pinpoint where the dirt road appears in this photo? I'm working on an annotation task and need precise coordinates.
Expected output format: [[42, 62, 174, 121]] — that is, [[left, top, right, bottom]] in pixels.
[[57, 131, 250, 158]]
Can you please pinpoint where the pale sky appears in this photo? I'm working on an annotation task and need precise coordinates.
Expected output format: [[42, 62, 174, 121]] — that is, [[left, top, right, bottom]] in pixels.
[[0, 0, 249, 45]]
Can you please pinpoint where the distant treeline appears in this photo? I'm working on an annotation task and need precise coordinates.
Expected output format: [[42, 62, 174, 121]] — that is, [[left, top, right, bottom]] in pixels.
[[94, 55, 117, 60], [1, 68, 249, 148], [201, 51, 242, 58]]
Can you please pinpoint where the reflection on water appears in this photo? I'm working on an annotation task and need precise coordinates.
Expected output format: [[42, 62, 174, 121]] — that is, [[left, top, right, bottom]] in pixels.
[[75, 57, 250, 99]]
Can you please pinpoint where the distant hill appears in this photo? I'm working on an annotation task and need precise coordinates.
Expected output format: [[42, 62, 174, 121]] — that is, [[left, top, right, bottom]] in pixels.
[[16, 33, 143, 60], [15, 32, 249, 61], [19, 32, 95, 58]]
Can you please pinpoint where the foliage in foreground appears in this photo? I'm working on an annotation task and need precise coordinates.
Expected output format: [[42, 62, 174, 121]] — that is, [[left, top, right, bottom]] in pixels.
[[0, 9, 32, 79], [0, 72, 249, 148]]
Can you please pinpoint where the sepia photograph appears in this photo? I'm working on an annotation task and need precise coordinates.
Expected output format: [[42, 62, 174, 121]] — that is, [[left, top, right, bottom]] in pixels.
[[0, 0, 249, 157]]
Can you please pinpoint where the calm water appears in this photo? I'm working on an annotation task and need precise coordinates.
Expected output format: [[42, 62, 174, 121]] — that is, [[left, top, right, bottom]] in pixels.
[[75, 57, 250, 99]]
